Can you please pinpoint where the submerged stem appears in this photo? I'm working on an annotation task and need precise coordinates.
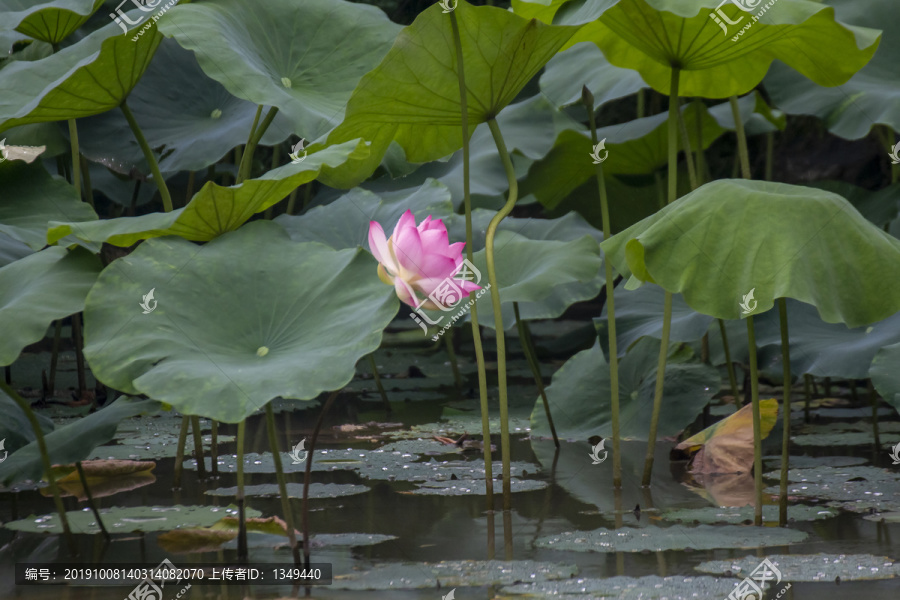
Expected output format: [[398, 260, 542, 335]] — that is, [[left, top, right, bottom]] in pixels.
[[719, 319, 741, 410], [172, 416, 190, 488], [746, 316, 764, 526], [486, 117, 517, 510], [236, 419, 248, 561], [777, 298, 791, 526], [121, 100, 172, 212], [303, 391, 340, 567], [515, 303, 558, 448], [190, 416, 206, 479], [76, 461, 109, 541], [265, 403, 302, 566], [450, 10, 493, 508], [367, 353, 391, 412]]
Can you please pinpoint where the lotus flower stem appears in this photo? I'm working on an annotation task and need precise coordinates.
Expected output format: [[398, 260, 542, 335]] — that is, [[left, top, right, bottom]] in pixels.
[[367, 353, 391, 412], [746, 315, 764, 526], [765, 131, 775, 182], [236, 418, 248, 561], [48, 320, 62, 396], [675, 100, 697, 190], [210, 420, 219, 478], [286, 187, 300, 215], [75, 461, 109, 541], [868, 380, 881, 448], [486, 117, 517, 510], [80, 155, 94, 209], [719, 319, 741, 410], [694, 99, 706, 182], [71, 313, 87, 400], [189, 416, 206, 479], [303, 390, 340, 568], [777, 297, 792, 526], [444, 332, 463, 392], [583, 86, 621, 484], [514, 303, 558, 448], [450, 10, 493, 507], [0, 381, 76, 556], [641, 66, 680, 487], [729, 96, 751, 180], [121, 100, 173, 213], [264, 402, 302, 566], [238, 107, 279, 184], [172, 416, 190, 488], [238, 105, 262, 182]]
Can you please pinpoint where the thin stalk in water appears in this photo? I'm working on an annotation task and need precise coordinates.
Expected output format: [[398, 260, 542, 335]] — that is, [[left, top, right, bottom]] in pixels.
[[777, 298, 791, 526], [729, 96, 752, 179], [75, 461, 109, 541], [675, 99, 697, 190], [367, 353, 392, 412], [449, 10, 493, 507], [583, 85, 620, 484], [265, 402, 302, 566], [172, 416, 190, 488], [210, 420, 219, 478], [868, 380, 881, 448], [719, 319, 741, 409], [514, 302, 558, 448], [303, 391, 340, 567], [746, 315, 764, 526], [236, 419, 248, 561], [641, 67, 680, 487], [71, 313, 87, 401], [80, 155, 94, 210], [121, 100, 173, 212], [444, 331, 463, 392], [48, 320, 63, 396], [485, 117, 517, 509], [190, 416, 207, 479], [0, 381, 76, 555]]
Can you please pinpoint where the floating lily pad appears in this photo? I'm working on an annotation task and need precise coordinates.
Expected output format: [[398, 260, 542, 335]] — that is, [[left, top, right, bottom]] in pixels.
[[764, 466, 899, 485], [206, 483, 368, 499], [862, 512, 900, 523], [829, 499, 900, 514], [792, 432, 890, 447], [185, 449, 405, 474], [763, 455, 868, 469], [696, 553, 900, 582], [330, 560, 577, 590], [89, 433, 232, 460], [661, 505, 837, 524], [356, 458, 538, 483], [502, 575, 741, 600], [407, 478, 548, 496], [4, 505, 259, 535], [533, 524, 807, 553], [763, 466, 900, 504], [376, 439, 463, 455], [391, 414, 533, 438]]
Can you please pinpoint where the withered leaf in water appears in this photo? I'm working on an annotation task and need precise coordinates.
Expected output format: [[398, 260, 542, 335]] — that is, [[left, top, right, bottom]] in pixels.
[[53, 459, 156, 480], [157, 528, 237, 554], [49, 471, 156, 501]]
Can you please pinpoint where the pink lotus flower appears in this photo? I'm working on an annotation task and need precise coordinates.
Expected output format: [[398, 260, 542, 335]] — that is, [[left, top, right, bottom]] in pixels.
[[368, 210, 480, 310]]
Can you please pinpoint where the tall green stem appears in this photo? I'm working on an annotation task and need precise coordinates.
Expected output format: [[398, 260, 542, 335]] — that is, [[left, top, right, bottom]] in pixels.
[[444, 331, 463, 392], [675, 99, 697, 191], [265, 403, 301, 566], [486, 117, 517, 510], [450, 10, 493, 508], [777, 298, 791, 526], [719, 319, 741, 410], [172, 416, 189, 488], [190, 416, 206, 479], [514, 303, 558, 448], [729, 96, 751, 180], [583, 86, 621, 486], [68, 120, 81, 200], [303, 391, 339, 567], [746, 316, 764, 526], [238, 107, 278, 184], [0, 381, 76, 555], [367, 353, 392, 412], [236, 419, 248, 561], [121, 100, 172, 212], [238, 105, 263, 183], [641, 66, 680, 487]]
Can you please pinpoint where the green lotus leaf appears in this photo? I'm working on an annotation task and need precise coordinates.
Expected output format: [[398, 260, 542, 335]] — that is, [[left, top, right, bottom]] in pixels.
[[157, 0, 401, 141], [83, 221, 399, 423], [320, 1, 579, 188], [540, 41, 646, 109], [0, 0, 105, 45], [47, 139, 367, 247], [810, 180, 900, 228], [698, 554, 900, 582], [74, 38, 296, 174], [0, 161, 97, 250], [532, 337, 719, 441], [0, 17, 161, 132], [552, 0, 881, 99], [765, 0, 900, 139], [0, 247, 101, 366], [0, 397, 160, 485], [0, 390, 53, 452], [870, 341, 900, 416], [601, 179, 900, 326]]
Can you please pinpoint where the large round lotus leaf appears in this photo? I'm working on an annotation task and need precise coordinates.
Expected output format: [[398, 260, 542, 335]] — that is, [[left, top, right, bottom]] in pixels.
[[0, 17, 160, 132], [810, 181, 900, 229], [157, 0, 401, 141], [330, 560, 577, 590], [0, 398, 160, 485], [320, 1, 579, 188], [502, 575, 746, 600], [74, 38, 295, 174], [534, 523, 807, 553], [532, 338, 719, 441], [527, 0, 881, 99], [765, 0, 900, 139], [0, 0, 104, 45], [540, 41, 646, 109], [697, 554, 900, 582], [47, 140, 366, 247], [4, 504, 259, 535], [870, 341, 900, 415], [0, 390, 53, 453], [0, 233, 32, 268], [601, 179, 900, 327], [0, 161, 96, 250], [0, 247, 101, 366], [83, 222, 398, 423]]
